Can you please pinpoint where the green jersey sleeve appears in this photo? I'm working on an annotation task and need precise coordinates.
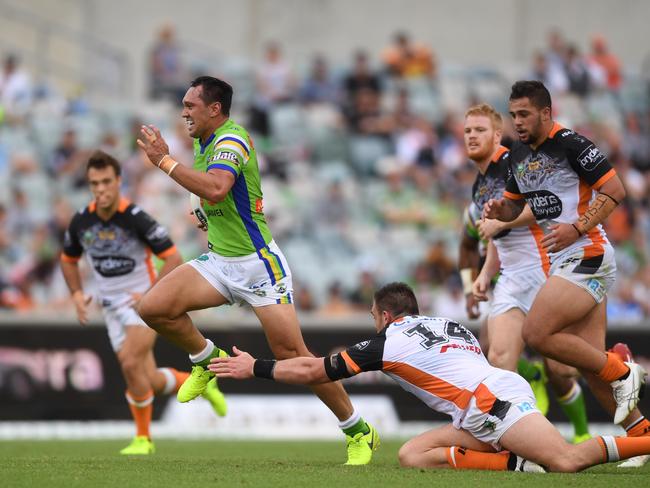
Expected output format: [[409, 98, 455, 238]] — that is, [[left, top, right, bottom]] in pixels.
[[206, 133, 251, 177]]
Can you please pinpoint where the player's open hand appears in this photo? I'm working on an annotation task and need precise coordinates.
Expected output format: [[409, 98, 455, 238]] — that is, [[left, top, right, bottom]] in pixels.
[[137, 125, 170, 167], [72, 290, 92, 326], [208, 346, 255, 379], [540, 223, 580, 253], [478, 218, 504, 240], [482, 198, 505, 220]]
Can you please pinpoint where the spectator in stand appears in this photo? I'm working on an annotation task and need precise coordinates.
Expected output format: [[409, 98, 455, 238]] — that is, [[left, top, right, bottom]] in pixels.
[[299, 55, 341, 105], [345, 87, 393, 137], [382, 32, 436, 80], [349, 270, 378, 311], [47, 129, 88, 188], [530, 50, 568, 95], [318, 281, 356, 316], [565, 44, 592, 98], [250, 41, 296, 136], [343, 51, 381, 109], [149, 24, 186, 102], [589, 34, 622, 92], [293, 280, 317, 312], [0, 54, 32, 122]]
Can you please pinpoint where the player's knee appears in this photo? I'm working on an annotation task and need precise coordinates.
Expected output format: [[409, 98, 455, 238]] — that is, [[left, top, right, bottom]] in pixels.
[[137, 294, 174, 326], [119, 356, 142, 378], [522, 324, 545, 351], [397, 443, 420, 468], [487, 347, 515, 370]]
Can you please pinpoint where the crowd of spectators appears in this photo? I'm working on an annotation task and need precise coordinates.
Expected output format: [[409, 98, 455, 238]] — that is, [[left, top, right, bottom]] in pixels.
[[1, 27, 649, 325]]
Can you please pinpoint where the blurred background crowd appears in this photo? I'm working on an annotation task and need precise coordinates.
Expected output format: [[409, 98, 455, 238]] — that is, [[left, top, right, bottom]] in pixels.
[[1, 16, 650, 324]]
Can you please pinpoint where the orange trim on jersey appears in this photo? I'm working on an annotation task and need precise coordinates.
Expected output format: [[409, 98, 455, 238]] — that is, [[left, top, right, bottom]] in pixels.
[[473, 383, 497, 414], [578, 180, 607, 258], [60, 252, 81, 263], [88, 201, 97, 213], [341, 350, 362, 374], [590, 168, 616, 190], [528, 224, 551, 276], [503, 191, 524, 200], [156, 245, 178, 259], [491, 145, 508, 163], [117, 197, 130, 213], [144, 248, 156, 284], [383, 361, 473, 409], [548, 122, 564, 138]]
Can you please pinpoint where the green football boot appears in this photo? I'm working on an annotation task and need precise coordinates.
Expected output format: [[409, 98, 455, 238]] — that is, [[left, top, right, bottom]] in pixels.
[[345, 422, 380, 465], [120, 436, 155, 455], [202, 377, 227, 417], [177, 347, 229, 403]]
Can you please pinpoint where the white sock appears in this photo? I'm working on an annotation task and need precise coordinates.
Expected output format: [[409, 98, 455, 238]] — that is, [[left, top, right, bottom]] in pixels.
[[189, 339, 215, 364], [158, 368, 176, 395], [338, 409, 361, 430]]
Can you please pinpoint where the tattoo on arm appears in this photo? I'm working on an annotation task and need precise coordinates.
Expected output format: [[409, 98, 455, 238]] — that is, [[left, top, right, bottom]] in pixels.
[[575, 193, 618, 234]]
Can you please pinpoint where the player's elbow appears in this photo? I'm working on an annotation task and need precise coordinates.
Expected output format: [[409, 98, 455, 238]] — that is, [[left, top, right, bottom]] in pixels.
[[206, 187, 228, 203]]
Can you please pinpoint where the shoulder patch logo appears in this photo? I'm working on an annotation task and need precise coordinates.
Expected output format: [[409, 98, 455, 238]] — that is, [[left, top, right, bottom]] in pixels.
[[578, 145, 606, 171], [354, 340, 371, 350]]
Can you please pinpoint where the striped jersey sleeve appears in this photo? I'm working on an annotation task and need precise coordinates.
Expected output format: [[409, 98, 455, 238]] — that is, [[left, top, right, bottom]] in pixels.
[[206, 133, 251, 177]]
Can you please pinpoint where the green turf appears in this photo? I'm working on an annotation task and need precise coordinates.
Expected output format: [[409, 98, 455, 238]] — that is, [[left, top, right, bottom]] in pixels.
[[1, 440, 648, 487]]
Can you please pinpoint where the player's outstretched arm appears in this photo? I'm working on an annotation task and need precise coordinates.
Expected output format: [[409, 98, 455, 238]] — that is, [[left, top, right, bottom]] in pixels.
[[209, 347, 335, 385]]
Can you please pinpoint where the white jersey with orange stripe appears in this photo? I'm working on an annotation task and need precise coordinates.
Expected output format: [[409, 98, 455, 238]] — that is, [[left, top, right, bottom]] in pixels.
[[504, 123, 615, 260], [61, 198, 177, 305], [337, 315, 502, 428], [470, 146, 550, 275]]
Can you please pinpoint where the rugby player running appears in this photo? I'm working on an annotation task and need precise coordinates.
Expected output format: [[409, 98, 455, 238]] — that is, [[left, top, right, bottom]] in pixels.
[[136, 76, 378, 465], [465, 103, 591, 443], [60, 151, 226, 455], [484, 81, 647, 431]]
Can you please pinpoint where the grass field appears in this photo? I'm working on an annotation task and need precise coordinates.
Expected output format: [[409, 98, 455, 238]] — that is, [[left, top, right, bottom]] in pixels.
[[2, 439, 649, 487]]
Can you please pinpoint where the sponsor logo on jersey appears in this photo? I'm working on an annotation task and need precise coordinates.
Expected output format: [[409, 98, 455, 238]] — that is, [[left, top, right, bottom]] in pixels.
[[525, 190, 562, 219], [205, 208, 224, 217], [256, 198, 264, 213], [211, 151, 240, 165], [92, 255, 136, 277], [195, 254, 209, 261], [274, 283, 287, 294], [577, 145, 606, 171]]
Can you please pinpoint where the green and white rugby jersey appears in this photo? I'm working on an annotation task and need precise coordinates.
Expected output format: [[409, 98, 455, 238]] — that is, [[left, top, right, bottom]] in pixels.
[[193, 119, 274, 257]]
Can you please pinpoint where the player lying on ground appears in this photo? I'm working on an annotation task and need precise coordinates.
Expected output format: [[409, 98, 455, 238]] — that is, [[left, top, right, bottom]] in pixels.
[[209, 282, 650, 472], [60, 151, 226, 455]]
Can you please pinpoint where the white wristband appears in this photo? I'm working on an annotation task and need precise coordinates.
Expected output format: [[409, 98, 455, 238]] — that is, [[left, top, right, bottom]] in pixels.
[[157, 154, 170, 168], [167, 161, 179, 176]]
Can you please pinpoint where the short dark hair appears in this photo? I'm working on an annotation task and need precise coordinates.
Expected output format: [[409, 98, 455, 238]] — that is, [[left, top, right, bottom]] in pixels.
[[373, 282, 420, 317], [86, 150, 121, 176], [190, 76, 233, 116], [509, 80, 552, 110]]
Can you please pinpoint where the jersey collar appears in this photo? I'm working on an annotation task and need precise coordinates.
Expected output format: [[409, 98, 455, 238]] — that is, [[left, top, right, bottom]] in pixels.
[[199, 133, 216, 154]]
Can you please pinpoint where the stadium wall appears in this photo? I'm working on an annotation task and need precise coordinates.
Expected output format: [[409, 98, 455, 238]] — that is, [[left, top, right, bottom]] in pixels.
[[1, 319, 648, 431]]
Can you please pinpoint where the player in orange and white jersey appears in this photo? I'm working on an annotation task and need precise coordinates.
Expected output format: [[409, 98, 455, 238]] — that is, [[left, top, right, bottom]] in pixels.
[[210, 282, 650, 472], [484, 80, 647, 430], [60, 151, 226, 455]]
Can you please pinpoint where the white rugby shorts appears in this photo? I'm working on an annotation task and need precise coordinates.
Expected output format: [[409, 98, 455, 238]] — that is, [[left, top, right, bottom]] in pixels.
[[189, 240, 293, 307], [461, 369, 540, 450], [100, 294, 148, 352], [550, 243, 616, 304], [489, 266, 546, 317]]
